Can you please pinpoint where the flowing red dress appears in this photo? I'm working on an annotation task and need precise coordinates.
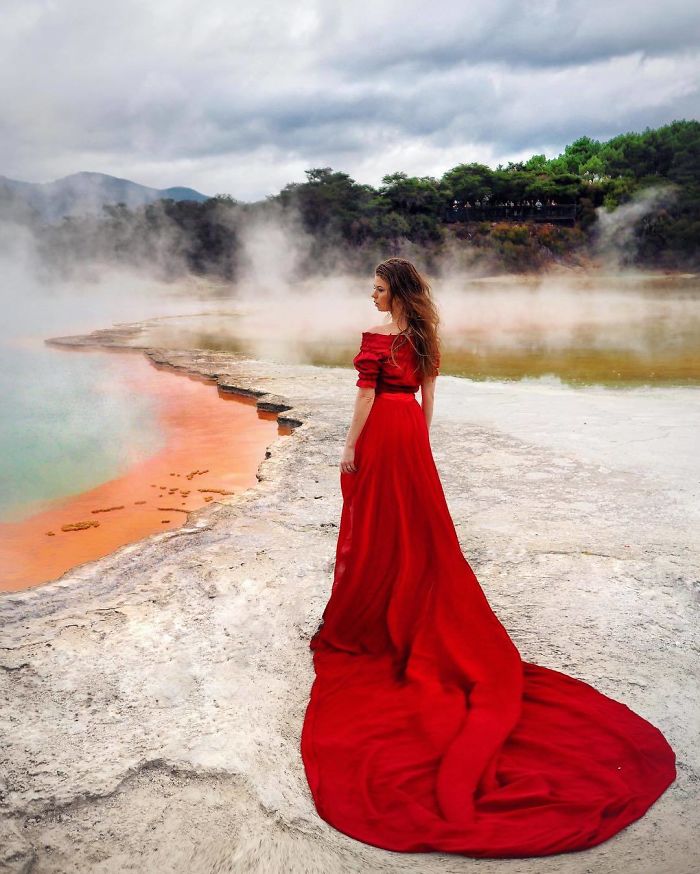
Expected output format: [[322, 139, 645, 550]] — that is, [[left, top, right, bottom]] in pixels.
[[301, 330, 676, 857]]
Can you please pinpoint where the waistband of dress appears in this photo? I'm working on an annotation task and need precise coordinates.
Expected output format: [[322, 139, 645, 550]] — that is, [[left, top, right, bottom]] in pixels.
[[375, 386, 417, 398]]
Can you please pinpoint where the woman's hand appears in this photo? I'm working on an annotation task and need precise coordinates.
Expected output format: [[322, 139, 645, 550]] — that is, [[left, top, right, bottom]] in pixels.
[[340, 445, 357, 474]]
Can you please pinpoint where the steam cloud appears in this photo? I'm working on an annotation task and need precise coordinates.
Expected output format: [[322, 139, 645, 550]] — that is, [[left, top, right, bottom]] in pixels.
[[593, 184, 680, 269]]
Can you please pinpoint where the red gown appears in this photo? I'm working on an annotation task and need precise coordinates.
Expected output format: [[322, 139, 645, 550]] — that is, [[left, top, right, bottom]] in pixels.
[[301, 330, 676, 857]]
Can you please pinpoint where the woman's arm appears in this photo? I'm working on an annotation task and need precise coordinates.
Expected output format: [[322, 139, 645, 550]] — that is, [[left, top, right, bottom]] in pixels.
[[340, 388, 375, 473], [420, 376, 436, 432]]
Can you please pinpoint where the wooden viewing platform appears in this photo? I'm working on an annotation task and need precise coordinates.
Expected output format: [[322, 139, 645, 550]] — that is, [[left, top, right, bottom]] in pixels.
[[444, 204, 578, 226]]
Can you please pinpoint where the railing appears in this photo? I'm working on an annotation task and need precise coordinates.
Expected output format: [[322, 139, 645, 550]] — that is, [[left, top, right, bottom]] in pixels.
[[444, 204, 578, 226]]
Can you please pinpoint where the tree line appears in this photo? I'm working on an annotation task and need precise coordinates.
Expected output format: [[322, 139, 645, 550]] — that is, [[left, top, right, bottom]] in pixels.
[[7, 119, 699, 278]]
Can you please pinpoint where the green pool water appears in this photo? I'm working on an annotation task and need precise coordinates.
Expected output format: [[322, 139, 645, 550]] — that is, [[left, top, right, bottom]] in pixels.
[[0, 340, 165, 522]]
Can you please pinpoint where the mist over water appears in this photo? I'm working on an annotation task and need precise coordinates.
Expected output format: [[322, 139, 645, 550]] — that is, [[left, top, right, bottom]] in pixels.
[[0, 343, 164, 522], [1, 207, 699, 523], [138, 271, 700, 388], [0, 223, 221, 522]]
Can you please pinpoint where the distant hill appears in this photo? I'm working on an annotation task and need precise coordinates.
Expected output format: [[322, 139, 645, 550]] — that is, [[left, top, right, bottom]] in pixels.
[[0, 171, 210, 223]]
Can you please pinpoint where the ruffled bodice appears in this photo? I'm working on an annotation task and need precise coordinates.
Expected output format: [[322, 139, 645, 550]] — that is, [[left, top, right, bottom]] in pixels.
[[353, 331, 439, 393]]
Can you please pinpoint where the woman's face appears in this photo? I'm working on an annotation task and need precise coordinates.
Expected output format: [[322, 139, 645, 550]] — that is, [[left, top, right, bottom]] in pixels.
[[372, 275, 392, 313]]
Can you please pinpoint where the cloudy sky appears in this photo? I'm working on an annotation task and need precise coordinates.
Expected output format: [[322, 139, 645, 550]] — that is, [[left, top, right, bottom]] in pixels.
[[2, 0, 699, 201]]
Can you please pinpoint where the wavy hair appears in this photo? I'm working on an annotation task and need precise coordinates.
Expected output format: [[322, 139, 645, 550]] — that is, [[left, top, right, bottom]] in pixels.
[[375, 257, 441, 380]]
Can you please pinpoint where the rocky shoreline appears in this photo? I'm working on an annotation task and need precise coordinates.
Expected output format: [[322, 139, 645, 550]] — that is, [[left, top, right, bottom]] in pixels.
[[1, 321, 697, 873]]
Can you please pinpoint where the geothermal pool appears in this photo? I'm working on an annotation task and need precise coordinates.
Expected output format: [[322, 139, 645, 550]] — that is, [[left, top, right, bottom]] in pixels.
[[0, 347, 283, 591], [2, 269, 697, 592], [134, 273, 700, 387]]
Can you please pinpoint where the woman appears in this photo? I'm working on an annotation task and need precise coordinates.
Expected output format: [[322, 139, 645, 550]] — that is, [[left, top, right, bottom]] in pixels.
[[301, 258, 675, 857]]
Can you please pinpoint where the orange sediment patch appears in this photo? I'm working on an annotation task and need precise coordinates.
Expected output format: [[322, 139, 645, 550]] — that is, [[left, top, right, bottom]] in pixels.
[[0, 351, 289, 592]]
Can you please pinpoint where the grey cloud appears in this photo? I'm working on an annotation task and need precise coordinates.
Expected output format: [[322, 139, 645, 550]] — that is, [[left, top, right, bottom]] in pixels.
[[319, 1, 700, 75], [0, 0, 698, 199]]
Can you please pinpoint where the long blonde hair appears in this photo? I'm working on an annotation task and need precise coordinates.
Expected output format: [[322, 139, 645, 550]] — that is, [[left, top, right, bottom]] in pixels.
[[375, 257, 440, 379]]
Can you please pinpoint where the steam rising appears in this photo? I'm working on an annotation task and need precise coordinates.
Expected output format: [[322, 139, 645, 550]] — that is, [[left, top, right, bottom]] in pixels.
[[593, 184, 679, 269], [0, 187, 697, 375]]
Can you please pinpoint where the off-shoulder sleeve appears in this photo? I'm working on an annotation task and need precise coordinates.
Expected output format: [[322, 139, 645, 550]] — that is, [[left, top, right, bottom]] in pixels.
[[353, 335, 384, 388]]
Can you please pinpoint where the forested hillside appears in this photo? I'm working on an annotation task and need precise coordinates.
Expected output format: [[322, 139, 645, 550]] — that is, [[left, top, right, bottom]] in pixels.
[[5, 120, 698, 279]]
